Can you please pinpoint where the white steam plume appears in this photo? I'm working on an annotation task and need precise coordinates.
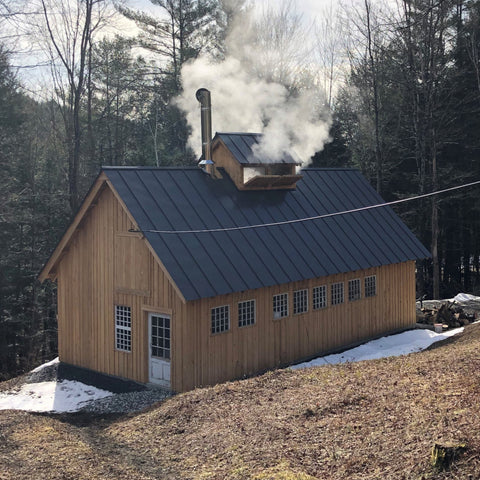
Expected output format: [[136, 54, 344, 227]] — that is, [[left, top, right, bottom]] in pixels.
[[176, 3, 331, 167]]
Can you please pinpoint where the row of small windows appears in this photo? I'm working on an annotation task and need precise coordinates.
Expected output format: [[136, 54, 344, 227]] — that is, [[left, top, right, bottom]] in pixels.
[[330, 276, 377, 306], [211, 300, 256, 334], [211, 276, 377, 334], [116, 278, 378, 341]]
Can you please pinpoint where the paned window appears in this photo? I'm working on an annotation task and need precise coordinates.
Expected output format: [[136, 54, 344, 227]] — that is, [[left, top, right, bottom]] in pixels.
[[293, 289, 308, 314], [273, 293, 289, 319], [348, 278, 361, 301], [211, 305, 230, 334], [331, 282, 344, 306], [313, 285, 327, 310], [238, 300, 256, 327], [151, 315, 170, 359], [365, 275, 377, 297], [115, 305, 132, 352]]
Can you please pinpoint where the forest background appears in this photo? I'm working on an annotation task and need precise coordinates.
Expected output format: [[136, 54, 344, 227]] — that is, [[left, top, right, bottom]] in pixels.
[[0, 0, 479, 381]]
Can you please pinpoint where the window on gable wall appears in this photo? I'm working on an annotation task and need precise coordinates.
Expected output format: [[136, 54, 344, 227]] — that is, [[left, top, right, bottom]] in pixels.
[[115, 305, 132, 352], [313, 285, 327, 309], [365, 275, 377, 297], [211, 305, 230, 334], [348, 278, 361, 301], [238, 299, 256, 327], [331, 282, 344, 305], [273, 293, 288, 319], [293, 289, 308, 314]]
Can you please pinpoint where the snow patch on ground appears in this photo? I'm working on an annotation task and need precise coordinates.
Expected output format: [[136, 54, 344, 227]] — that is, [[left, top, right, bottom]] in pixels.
[[0, 380, 112, 413], [291, 327, 464, 370], [0, 358, 113, 413]]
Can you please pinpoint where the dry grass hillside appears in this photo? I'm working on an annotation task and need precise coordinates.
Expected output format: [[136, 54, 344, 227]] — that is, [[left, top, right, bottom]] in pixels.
[[2, 324, 480, 479]]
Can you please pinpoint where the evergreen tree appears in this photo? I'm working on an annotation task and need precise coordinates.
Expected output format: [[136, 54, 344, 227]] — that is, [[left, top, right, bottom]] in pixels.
[[118, 0, 221, 165], [0, 48, 63, 380]]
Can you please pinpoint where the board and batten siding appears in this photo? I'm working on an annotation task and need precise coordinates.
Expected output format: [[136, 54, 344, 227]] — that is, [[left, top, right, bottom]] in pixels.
[[55, 179, 417, 392], [211, 140, 244, 188], [56, 183, 186, 390], [183, 261, 416, 391]]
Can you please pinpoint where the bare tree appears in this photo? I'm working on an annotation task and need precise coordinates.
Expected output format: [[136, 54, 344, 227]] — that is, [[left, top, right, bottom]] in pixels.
[[0, 0, 30, 50], [364, 0, 383, 194], [398, 0, 452, 298], [314, 0, 347, 108], [38, 0, 109, 213], [225, 0, 314, 93], [465, 1, 480, 93], [343, 0, 391, 195], [0, 0, 26, 25], [255, 0, 312, 89]]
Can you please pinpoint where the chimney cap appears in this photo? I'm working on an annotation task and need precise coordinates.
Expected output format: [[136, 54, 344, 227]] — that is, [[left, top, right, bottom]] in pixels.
[[196, 88, 211, 103], [199, 159, 214, 166]]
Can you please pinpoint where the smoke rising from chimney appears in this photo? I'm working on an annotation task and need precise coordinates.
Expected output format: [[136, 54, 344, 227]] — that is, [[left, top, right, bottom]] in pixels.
[[176, 3, 331, 167]]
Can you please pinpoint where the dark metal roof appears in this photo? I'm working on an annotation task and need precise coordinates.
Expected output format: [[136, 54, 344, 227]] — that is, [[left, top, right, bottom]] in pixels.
[[214, 133, 300, 165], [104, 166, 430, 302]]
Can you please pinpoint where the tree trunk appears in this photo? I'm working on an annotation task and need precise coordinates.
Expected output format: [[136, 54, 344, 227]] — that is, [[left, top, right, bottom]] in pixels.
[[364, 0, 382, 195], [431, 129, 440, 299], [431, 197, 440, 298]]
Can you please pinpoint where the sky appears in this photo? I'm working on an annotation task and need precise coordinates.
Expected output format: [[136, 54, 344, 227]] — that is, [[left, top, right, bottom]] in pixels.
[[127, 0, 337, 20], [5, 0, 356, 100], [3, 0, 386, 154]]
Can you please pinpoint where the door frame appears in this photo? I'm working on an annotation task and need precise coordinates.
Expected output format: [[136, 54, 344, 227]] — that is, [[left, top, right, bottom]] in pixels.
[[147, 312, 171, 388]]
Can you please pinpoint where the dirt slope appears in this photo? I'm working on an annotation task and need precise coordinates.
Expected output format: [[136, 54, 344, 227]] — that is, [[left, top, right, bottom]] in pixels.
[[2, 325, 480, 479]]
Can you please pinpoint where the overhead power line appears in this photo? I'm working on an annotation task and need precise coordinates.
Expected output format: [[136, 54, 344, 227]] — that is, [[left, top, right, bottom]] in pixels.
[[134, 179, 480, 235]]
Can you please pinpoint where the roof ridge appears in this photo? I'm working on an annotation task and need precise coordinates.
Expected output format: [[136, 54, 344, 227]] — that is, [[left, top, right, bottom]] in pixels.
[[301, 167, 357, 171], [216, 132, 262, 136], [102, 166, 199, 170]]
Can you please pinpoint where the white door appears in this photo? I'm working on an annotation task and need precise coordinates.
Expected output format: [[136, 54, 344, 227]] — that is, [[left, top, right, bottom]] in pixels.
[[148, 313, 171, 387]]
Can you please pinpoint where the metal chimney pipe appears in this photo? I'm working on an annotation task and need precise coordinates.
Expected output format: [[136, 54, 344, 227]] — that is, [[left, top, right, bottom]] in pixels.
[[196, 88, 212, 165]]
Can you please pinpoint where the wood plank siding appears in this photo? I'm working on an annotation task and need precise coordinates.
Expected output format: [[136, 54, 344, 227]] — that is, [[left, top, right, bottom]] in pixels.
[[55, 181, 417, 392], [56, 185, 185, 388], [211, 139, 244, 187], [184, 261, 416, 391]]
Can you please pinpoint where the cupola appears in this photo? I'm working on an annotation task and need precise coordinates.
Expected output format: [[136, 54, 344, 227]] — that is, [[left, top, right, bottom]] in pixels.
[[196, 88, 303, 190]]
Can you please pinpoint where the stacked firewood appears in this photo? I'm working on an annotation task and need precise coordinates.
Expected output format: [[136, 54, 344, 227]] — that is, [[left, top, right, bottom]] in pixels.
[[417, 302, 476, 329]]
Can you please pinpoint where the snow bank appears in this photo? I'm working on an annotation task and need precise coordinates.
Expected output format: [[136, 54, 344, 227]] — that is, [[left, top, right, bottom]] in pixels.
[[291, 327, 464, 370], [0, 358, 113, 413], [30, 357, 59, 373], [0, 380, 112, 413], [452, 293, 480, 303]]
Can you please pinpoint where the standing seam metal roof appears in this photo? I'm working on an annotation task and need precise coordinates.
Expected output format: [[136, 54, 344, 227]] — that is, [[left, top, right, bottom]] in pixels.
[[103, 166, 430, 301], [214, 133, 300, 165]]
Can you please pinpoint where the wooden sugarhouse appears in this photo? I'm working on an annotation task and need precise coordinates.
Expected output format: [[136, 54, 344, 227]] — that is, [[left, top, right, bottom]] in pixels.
[[39, 90, 430, 392]]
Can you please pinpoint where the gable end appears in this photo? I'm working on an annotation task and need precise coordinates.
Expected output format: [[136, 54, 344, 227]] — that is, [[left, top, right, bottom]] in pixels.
[[38, 171, 186, 304]]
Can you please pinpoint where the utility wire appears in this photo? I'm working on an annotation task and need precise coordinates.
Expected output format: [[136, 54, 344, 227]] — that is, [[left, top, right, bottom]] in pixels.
[[135, 179, 480, 235]]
